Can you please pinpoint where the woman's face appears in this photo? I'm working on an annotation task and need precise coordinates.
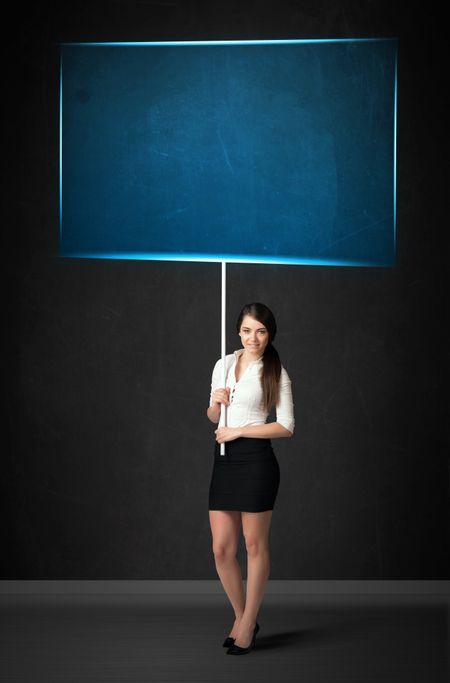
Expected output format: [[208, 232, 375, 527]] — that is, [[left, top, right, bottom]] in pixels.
[[238, 315, 270, 357]]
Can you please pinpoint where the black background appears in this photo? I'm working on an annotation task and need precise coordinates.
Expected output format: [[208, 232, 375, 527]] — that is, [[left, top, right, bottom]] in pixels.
[[5, 1, 449, 579]]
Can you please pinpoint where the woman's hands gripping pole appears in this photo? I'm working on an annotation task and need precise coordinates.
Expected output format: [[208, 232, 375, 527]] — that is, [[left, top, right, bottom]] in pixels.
[[208, 386, 242, 443]]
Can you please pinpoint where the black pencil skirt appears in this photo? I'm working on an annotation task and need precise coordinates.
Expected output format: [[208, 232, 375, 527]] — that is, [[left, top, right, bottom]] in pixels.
[[208, 437, 280, 512]]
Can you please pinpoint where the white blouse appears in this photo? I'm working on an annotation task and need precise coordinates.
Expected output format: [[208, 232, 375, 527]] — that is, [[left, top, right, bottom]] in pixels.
[[209, 348, 295, 435]]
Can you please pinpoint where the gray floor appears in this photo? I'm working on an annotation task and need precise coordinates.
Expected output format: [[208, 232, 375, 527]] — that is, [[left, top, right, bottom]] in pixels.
[[0, 593, 448, 682]]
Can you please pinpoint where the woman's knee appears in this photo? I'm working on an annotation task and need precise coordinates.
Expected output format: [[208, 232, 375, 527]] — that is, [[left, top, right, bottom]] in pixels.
[[243, 535, 270, 557], [212, 542, 238, 563]]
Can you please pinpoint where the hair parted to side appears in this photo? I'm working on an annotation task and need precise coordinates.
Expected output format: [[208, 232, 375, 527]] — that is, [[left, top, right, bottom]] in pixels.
[[236, 302, 282, 413]]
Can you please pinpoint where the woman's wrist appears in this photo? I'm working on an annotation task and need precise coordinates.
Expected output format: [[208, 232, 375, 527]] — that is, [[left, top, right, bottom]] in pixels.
[[207, 404, 221, 422]]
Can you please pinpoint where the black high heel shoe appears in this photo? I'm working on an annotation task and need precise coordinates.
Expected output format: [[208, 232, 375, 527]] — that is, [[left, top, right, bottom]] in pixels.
[[226, 622, 259, 655], [222, 636, 235, 647]]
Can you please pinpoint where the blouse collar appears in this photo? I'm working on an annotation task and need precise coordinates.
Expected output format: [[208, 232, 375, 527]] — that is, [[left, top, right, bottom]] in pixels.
[[233, 348, 264, 364]]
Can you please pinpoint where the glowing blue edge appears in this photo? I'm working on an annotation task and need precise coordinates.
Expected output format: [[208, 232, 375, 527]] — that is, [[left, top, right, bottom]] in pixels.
[[61, 38, 396, 46], [58, 252, 392, 267]]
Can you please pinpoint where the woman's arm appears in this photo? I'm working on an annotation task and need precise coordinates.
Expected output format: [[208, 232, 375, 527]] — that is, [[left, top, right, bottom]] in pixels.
[[238, 422, 293, 438], [207, 386, 231, 423], [274, 368, 295, 436], [207, 404, 221, 424], [214, 421, 292, 443]]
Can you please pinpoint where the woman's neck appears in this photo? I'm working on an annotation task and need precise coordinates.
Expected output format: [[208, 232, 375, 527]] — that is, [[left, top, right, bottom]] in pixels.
[[239, 348, 263, 365]]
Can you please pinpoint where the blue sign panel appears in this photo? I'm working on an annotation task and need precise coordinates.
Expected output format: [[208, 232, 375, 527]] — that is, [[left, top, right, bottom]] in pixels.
[[60, 39, 397, 266]]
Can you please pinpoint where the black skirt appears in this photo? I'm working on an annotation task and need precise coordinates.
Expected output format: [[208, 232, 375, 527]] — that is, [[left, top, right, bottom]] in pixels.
[[208, 437, 280, 512]]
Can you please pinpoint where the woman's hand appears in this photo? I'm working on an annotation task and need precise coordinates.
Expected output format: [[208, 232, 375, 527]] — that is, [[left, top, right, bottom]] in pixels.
[[207, 387, 231, 426], [211, 387, 230, 407], [214, 426, 242, 443]]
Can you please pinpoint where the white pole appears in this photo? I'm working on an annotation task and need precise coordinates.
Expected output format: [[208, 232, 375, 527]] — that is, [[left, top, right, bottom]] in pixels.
[[219, 260, 226, 455]]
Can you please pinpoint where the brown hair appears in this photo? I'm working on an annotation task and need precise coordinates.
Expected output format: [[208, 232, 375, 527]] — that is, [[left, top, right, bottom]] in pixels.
[[236, 302, 282, 413]]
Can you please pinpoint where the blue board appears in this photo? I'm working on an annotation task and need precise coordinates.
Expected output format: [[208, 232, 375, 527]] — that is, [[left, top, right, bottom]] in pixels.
[[60, 39, 397, 266]]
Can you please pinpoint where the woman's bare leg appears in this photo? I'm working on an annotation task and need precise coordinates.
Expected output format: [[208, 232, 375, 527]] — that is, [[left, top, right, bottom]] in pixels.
[[234, 509, 273, 648], [209, 510, 245, 637]]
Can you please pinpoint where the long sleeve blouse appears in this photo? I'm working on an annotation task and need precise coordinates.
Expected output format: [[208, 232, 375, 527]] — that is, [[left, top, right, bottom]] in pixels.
[[209, 348, 295, 435]]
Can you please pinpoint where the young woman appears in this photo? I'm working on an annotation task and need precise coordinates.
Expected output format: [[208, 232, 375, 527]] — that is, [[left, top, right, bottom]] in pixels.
[[206, 302, 294, 655]]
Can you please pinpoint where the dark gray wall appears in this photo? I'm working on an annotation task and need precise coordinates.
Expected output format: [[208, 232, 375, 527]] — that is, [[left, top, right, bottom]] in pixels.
[[5, 1, 449, 579]]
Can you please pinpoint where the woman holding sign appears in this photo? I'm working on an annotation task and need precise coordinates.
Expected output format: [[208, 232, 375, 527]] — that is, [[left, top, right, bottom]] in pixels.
[[207, 302, 295, 655]]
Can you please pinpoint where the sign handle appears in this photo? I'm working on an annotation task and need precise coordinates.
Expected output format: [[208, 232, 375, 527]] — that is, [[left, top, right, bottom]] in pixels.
[[219, 260, 226, 455]]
